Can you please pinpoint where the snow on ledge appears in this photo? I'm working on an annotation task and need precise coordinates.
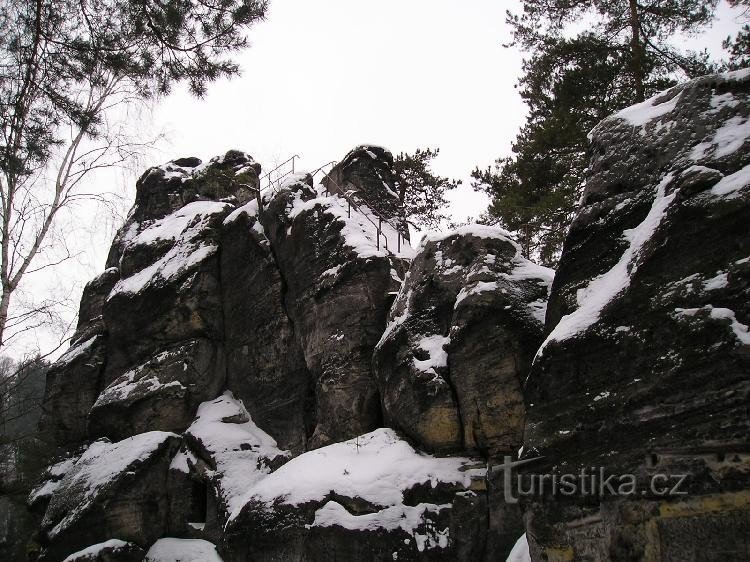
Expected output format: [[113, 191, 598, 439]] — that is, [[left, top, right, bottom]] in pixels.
[[312, 501, 451, 552], [62, 539, 131, 561], [506, 533, 531, 562], [421, 224, 517, 248], [535, 173, 677, 359]]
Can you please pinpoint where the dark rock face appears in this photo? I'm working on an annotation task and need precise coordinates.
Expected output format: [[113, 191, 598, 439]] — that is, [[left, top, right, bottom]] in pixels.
[[88, 339, 225, 441], [260, 176, 407, 449], [523, 69, 750, 560], [39, 432, 180, 561], [322, 144, 407, 232], [38, 336, 107, 445], [373, 226, 552, 457], [220, 209, 311, 454]]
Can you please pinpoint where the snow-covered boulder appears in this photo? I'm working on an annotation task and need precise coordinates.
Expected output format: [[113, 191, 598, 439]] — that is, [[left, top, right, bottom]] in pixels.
[[373, 224, 552, 456], [524, 69, 750, 560], [88, 339, 225, 441], [259, 174, 412, 449], [40, 431, 181, 561], [62, 539, 145, 562], [184, 393, 290, 521], [145, 538, 223, 562], [224, 428, 486, 561]]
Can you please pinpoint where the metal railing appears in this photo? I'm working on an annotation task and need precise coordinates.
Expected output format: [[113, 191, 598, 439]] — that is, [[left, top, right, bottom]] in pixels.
[[258, 154, 299, 196], [259, 156, 407, 255], [318, 169, 405, 254]]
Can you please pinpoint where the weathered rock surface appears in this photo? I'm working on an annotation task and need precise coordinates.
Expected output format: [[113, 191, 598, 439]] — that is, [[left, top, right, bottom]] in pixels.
[[224, 428, 486, 561], [322, 144, 406, 227], [40, 431, 180, 561], [62, 539, 145, 562], [259, 174, 411, 449], [373, 225, 552, 457], [220, 206, 311, 454], [38, 335, 108, 446], [523, 69, 750, 560]]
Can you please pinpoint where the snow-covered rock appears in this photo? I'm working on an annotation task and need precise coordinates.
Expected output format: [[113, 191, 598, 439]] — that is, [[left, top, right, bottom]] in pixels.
[[373, 224, 552, 456], [524, 68, 750, 560], [40, 431, 181, 561], [145, 538, 223, 562], [88, 339, 225, 441], [225, 428, 487, 561], [258, 174, 410, 448], [61, 539, 144, 562], [185, 392, 289, 518]]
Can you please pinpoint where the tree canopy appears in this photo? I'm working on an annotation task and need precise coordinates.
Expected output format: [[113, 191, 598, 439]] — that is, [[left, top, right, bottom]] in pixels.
[[475, 0, 726, 266]]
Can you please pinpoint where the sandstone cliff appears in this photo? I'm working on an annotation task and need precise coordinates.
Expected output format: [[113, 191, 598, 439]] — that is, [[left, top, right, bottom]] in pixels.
[[4, 68, 749, 562]]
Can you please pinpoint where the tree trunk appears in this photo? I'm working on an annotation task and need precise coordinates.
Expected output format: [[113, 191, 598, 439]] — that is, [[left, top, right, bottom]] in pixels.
[[628, 0, 645, 102], [0, 287, 12, 349]]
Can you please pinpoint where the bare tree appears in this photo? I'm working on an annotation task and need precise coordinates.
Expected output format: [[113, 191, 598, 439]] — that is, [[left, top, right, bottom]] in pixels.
[[0, 0, 268, 351]]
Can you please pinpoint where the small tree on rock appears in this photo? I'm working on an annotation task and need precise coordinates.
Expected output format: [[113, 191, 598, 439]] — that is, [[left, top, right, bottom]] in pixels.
[[394, 148, 460, 231]]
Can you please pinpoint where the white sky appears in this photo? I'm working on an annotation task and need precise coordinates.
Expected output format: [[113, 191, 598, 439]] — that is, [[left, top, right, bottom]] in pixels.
[[7, 0, 748, 358]]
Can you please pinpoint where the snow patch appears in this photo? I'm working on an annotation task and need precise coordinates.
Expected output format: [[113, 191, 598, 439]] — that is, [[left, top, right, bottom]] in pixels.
[[62, 539, 130, 561], [187, 392, 289, 515], [412, 335, 450, 375], [506, 534, 531, 562], [612, 91, 680, 127], [675, 305, 750, 345], [708, 164, 750, 199], [230, 427, 484, 522], [145, 538, 223, 562], [536, 174, 677, 357]]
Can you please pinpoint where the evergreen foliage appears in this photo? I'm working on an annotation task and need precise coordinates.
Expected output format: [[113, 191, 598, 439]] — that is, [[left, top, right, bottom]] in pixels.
[[475, 0, 724, 266], [394, 148, 460, 230]]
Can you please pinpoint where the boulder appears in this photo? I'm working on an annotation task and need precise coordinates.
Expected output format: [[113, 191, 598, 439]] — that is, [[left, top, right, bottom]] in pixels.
[[224, 428, 486, 561], [40, 431, 181, 561], [145, 538, 223, 562], [523, 69, 750, 560], [183, 392, 289, 527], [373, 225, 552, 457], [260, 175, 412, 449]]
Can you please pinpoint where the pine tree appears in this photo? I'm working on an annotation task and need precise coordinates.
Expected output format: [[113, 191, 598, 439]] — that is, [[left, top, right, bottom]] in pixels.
[[394, 148, 460, 230], [477, 1, 720, 266], [724, 1, 750, 69]]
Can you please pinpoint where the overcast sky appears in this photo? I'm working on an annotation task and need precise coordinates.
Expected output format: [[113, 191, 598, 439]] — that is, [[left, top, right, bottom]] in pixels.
[[8, 0, 748, 358]]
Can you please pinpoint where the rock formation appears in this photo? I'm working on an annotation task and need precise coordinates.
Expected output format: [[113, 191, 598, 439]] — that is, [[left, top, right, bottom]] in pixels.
[[7, 68, 749, 562], [26, 145, 532, 561], [522, 68, 750, 560]]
